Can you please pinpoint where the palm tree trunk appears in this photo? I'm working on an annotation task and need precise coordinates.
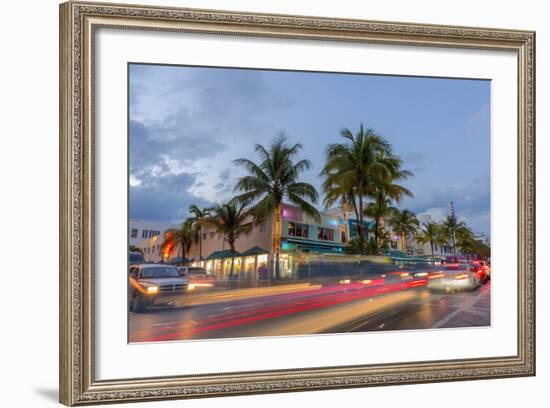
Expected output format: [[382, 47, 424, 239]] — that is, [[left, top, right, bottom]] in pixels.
[[198, 226, 202, 265], [374, 193, 383, 246], [273, 203, 282, 280], [357, 190, 365, 253], [451, 233, 457, 256], [229, 240, 236, 278], [430, 241, 434, 258], [341, 196, 349, 243], [350, 193, 360, 240]]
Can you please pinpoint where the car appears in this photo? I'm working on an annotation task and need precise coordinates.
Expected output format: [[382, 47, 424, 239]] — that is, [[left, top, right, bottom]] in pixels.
[[177, 266, 210, 279], [477, 260, 491, 280], [469, 261, 490, 284], [128, 264, 189, 312], [177, 266, 215, 290], [129, 251, 145, 265], [427, 263, 481, 292]]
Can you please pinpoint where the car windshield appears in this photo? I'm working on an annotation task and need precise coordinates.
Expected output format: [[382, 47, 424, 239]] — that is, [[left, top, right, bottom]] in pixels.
[[140, 267, 180, 278]]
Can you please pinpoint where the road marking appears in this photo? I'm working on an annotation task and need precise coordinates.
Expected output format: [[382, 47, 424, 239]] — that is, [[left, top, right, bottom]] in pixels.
[[432, 285, 490, 328]]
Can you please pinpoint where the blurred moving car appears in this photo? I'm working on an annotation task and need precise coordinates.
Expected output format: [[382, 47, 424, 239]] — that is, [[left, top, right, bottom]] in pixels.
[[427, 263, 481, 292], [469, 261, 490, 284], [129, 264, 189, 312]]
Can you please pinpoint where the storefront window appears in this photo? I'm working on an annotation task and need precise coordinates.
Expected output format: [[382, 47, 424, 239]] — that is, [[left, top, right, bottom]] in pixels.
[[257, 254, 269, 281], [278, 254, 294, 279], [244, 257, 256, 279], [213, 259, 222, 277], [223, 259, 232, 277]]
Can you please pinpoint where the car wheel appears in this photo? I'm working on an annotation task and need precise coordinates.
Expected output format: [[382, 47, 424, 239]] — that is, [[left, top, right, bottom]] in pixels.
[[132, 294, 146, 313]]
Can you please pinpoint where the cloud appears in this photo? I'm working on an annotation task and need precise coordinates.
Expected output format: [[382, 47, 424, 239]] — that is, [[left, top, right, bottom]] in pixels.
[[402, 175, 490, 235], [130, 172, 212, 222], [128, 65, 294, 222]]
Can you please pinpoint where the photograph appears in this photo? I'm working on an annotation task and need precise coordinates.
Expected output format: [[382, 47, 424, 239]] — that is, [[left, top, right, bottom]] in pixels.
[[127, 63, 492, 343], [55, 1, 536, 404]]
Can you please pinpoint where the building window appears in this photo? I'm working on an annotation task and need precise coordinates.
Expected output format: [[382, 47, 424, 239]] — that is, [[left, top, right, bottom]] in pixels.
[[202, 233, 207, 240], [147, 230, 160, 238], [130, 228, 138, 238], [141, 229, 148, 238], [317, 227, 334, 241], [210, 231, 215, 239], [217, 232, 222, 240], [288, 222, 309, 238]]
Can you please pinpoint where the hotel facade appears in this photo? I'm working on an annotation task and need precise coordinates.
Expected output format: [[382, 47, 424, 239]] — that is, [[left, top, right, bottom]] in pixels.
[[137, 204, 373, 280], [135, 205, 479, 279]]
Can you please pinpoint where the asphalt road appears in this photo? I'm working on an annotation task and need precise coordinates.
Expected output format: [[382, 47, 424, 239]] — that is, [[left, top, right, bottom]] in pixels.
[[128, 280, 491, 343]]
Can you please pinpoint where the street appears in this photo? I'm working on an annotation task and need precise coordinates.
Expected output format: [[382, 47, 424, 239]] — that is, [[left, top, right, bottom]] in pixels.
[[129, 278, 491, 343]]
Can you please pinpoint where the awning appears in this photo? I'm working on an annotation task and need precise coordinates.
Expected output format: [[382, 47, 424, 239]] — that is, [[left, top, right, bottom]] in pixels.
[[206, 250, 242, 260], [241, 246, 269, 257]]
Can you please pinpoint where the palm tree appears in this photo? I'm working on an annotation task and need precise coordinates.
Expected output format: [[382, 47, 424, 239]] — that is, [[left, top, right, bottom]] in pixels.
[[364, 197, 399, 247], [321, 178, 356, 244], [441, 214, 466, 255], [415, 222, 444, 258], [186, 204, 212, 265], [161, 222, 198, 262], [367, 150, 413, 246], [321, 125, 397, 252], [388, 209, 419, 253], [203, 203, 255, 278], [233, 134, 320, 279], [455, 224, 476, 259]]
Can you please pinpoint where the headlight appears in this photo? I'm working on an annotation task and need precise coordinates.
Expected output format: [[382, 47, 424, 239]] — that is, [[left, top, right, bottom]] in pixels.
[[146, 286, 159, 294]]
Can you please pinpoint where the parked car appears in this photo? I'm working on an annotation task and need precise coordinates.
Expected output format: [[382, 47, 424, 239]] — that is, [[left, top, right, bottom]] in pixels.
[[129, 251, 145, 265], [427, 263, 481, 292], [128, 264, 189, 312], [177, 266, 215, 290]]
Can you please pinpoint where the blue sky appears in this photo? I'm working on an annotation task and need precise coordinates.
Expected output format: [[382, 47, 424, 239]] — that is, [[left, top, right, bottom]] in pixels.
[[129, 64, 491, 237]]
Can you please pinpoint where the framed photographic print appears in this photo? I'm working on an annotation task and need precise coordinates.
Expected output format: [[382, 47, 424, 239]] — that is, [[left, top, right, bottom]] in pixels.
[[59, 1, 536, 405]]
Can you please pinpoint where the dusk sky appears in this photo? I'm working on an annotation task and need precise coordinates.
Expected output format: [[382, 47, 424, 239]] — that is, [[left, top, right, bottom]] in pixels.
[[129, 64, 491, 237]]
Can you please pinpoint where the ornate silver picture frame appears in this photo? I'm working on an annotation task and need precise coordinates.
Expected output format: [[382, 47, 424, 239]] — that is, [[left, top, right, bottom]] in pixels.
[[59, 1, 535, 405]]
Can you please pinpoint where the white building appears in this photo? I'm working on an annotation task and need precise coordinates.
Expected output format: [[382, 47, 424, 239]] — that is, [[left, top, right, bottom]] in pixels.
[[128, 219, 174, 247]]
